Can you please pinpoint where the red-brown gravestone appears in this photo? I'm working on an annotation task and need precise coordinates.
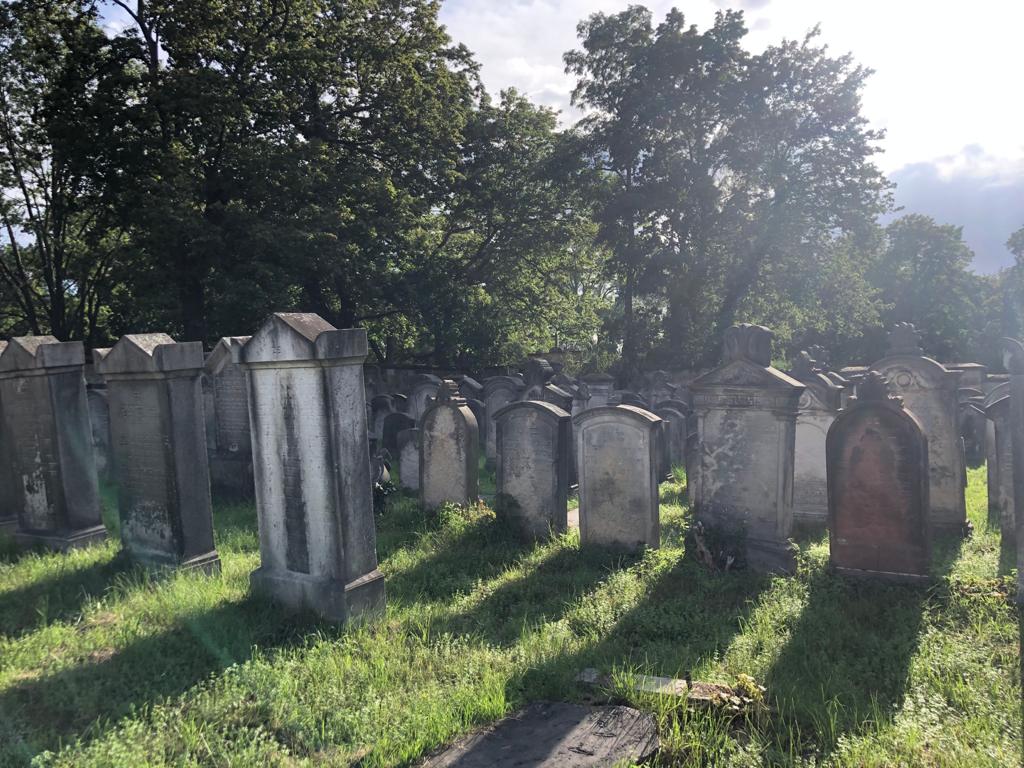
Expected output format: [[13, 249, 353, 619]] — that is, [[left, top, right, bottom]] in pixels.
[[827, 370, 931, 580]]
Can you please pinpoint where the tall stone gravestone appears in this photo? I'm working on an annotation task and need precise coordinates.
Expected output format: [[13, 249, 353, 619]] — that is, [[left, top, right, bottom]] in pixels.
[[204, 336, 254, 499], [0, 341, 16, 534], [690, 325, 804, 571], [0, 337, 105, 550], [872, 323, 966, 533], [574, 405, 661, 552], [494, 401, 571, 539], [790, 351, 844, 530], [482, 375, 525, 463], [1003, 337, 1024, 603], [420, 380, 479, 508], [985, 391, 1013, 543], [94, 334, 219, 571], [397, 428, 420, 491], [235, 313, 385, 623], [827, 371, 931, 580]]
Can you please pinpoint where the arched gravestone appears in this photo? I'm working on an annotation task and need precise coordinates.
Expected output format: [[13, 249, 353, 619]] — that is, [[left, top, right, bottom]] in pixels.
[[236, 313, 385, 623], [690, 324, 804, 572], [985, 393, 1013, 543], [95, 334, 219, 572], [789, 351, 844, 530], [408, 375, 443, 421], [0, 337, 105, 551], [1003, 337, 1024, 604], [397, 428, 420, 491], [420, 380, 479, 509], [204, 336, 254, 500], [872, 323, 965, 534], [827, 371, 931, 580], [382, 411, 415, 458], [573, 405, 661, 552], [494, 401, 572, 539], [482, 375, 525, 463]]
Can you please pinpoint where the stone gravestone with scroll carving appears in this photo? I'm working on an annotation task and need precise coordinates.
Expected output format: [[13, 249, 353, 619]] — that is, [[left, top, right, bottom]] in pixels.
[[1003, 337, 1024, 603], [95, 334, 220, 572], [573, 405, 661, 553], [872, 323, 966, 534], [790, 351, 844, 530], [235, 313, 385, 623], [0, 337, 105, 551], [205, 336, 254, 499], [494, 400, 572, 539], [827, 371, 931, 580], [420, 380, 479, 509], [690, 324, 804, 571]]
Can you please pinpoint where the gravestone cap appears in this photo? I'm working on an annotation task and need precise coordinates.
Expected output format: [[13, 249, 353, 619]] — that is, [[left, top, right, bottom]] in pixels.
[[435, 379, 466, 406], [887, 322, 923, 356], [94, 333, 204, 374], [723, 324, 773, 367], [457, 375, 484, 398], [851, 370, 902, 406], [0, 336, 84, 372]]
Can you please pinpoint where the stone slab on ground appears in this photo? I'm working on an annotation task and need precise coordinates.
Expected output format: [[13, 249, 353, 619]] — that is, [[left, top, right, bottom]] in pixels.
[[421, 701, 658, 767]]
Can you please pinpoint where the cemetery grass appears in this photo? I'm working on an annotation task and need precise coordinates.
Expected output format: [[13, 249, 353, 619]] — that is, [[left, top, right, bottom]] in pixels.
[[0, 469, 1018, 766]]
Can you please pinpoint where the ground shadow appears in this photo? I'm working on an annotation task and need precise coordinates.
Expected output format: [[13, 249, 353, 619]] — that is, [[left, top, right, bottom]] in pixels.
[[0, 594, 322, 766], [999, 535, 1017, 578], [930, 530, 968, 577], [763, 569, 927, 762]]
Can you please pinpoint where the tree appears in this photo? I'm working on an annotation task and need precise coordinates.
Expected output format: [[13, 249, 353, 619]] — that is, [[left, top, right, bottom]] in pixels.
[[0, 0, 138, 342], [565, 6, 890, 375]]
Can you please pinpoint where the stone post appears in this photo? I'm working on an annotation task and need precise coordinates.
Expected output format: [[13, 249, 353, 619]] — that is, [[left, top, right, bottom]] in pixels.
[[95, 334, 219, 571], [236, 313, 385, 623], [0, 337, 105, 550]]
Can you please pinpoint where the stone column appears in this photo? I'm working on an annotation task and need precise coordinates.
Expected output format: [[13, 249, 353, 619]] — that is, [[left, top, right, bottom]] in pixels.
[[494, 400, 572, 539], [95, 334, 219, 571], [0, 337, 104, 550], [1002, 338, 1024, 603], [690, 324, 804, 572], [236, 313, 385, 623], [420, 380, 479, 508], [204, 336, 254, 499]]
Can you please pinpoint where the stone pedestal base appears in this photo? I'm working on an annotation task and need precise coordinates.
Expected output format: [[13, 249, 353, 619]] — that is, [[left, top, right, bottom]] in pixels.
[[15, 524, 108, 552], [745, 537, 796, 574], [250, 566, 386, 624], [126, 547, 221, 574]]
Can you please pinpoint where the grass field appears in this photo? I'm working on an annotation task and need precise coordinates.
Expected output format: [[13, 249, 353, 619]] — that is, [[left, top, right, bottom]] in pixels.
[[0, 467, 1019, 766]]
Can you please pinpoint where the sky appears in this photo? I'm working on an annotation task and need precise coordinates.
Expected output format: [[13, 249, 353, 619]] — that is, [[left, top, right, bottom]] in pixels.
[[439, 0, 1024, 273]]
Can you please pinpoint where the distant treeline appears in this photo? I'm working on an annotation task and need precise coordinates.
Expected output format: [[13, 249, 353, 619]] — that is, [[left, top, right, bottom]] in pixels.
[[1, 2, 1021, 373]]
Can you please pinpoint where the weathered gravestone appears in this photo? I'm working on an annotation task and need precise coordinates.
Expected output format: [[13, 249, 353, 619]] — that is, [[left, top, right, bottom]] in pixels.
[[204, 336, 254, 499], [235, 313, 385, 623], [0, 337, 105, 550], [369, 394, 396, 441], [420, 380, 479, 509], [790, 351, 844, 530], [827, 371, 931, 580], [494, 400, 571, 539], [482, 375, 525, 463], [0, 341, 15, 534], [458, 375, 484, 401], [95, 334, 219, 571], [382, 411, 415, 457], [397, 428, 420, 492], [84, 367, 113, 482], [1003, 337, 1024, 603], [872, 323, 966, 533], [690, 324, 804, 571], [573, 405, 661, 552], [653, 403, 688, 473], [408, 374, 443, 421], [580, 372, 615, 409], [985, 391, 1013, 543], [522, 357, 555, 401]]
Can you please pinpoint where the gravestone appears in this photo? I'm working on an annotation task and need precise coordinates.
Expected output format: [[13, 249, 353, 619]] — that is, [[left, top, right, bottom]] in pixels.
[[985, 392, 1014, 543], [382, 411, 416, 457], [494, 401, 571, 539], [420, 380, 479, 509], [369, 394, 396, 440], [95, 334, 219, 571], [872, 323, 966, 533], [204, 336, 254, 499], [644, 370, 678, 408], [397, 428, 420, 491], [827, 371, 931, 580], [0, 337, 105, 550], [690, 324, 804, 571], [1003, 337, 1024, 603], [573, 405, 661, 552], [653, 404, 688, 473], [580, 373, 615, 409], [0, 341, 15, 534], [408, 374, 443, 420], [235, 313, 385, 623], [458, 375, 484, 400], [958, 388, 987, 466], [482, 375, 525, 462], [789, 351, 844, 530], [522, 357, 555, 401]]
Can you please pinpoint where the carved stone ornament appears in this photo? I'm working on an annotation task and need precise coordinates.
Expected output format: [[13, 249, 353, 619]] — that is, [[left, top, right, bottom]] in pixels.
[[723, 324, 773, 367]]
